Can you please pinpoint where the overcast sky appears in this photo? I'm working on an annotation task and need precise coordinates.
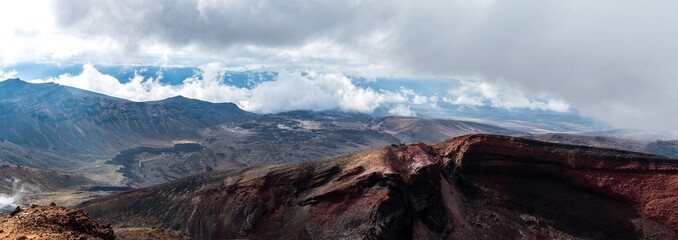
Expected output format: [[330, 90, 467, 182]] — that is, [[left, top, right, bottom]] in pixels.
[[1, 0, 677, 133]]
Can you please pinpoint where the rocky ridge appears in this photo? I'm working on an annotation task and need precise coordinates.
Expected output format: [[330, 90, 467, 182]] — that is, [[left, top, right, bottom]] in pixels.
[[79, 134, 678, 239], [527, 133, 678, 159]]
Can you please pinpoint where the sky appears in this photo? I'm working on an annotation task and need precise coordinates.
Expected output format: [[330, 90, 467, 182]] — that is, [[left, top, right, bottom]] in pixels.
[[0, 0, 677, 133]]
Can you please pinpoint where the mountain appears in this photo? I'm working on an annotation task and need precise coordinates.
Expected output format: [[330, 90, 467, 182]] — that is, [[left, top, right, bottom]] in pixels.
[[105, 110, 400, 187], [80, 135, 678, 239], [0, 139, 82, 170], [527, 133, 678, 159], [645, 140, 678, 159], [580, 129, 675, 142], [0, 79, 537, 188], [108, 111, 529, 188], [526, 133, 647, 152], [0, 79, 250, 169], [374, 116, 525, 143]]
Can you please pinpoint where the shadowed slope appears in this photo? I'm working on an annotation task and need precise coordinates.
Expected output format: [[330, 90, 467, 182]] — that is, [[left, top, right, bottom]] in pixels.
[[0, 80, 250, 166]]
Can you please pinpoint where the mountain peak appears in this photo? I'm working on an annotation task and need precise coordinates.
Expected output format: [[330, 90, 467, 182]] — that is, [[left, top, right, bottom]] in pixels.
[[0, 78, 28, 86], [156, 95, 197, 103], [168, 95, 189, 100]]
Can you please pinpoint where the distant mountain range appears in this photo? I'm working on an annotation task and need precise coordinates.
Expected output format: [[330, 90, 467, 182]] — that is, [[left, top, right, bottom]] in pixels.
[[1, 79, 677, 239], [0, 78, 675, 188], [6, 63, 607, 132], [0, 79, 524, 187], [0, 79, 248, 154], [526, 133, 678, 159]]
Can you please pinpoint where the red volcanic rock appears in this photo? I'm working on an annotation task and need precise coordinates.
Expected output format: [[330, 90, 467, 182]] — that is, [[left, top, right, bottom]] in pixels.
[[437, 134, 678, 231], [80, 134, 678, 239], [0, 204, 114, 240]]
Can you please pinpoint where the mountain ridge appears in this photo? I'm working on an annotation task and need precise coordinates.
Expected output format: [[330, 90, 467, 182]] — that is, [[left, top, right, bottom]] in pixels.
[[528, 133, 678, 159], [79, 134, 678, 239], [0, 79, 251, 169], [0, 79, 525, 186]]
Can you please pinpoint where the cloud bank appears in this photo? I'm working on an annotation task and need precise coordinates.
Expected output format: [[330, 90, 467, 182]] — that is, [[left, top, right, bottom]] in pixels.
[[5, 0, 677, 131], [446, 77, 570, 112], [38, 64, 413, 115], [385, 0, 678, 131], [34, 64, 571, 117]]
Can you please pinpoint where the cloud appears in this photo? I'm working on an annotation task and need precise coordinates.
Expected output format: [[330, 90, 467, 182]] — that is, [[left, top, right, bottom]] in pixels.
[[388, 104, 416, 117], [0, 69, 18, 81], [29, 64, 579, 119], [382, 0, 678, 131], [0, 1, 127, 64], [446, 77, 570, 112], [36, 64, 410, 114], [0, 179, 32, 212], [51, 0, 392, 64], [6, 0, 675, 131], [38, 0, 399, 74], [244, 72, 407, 113]]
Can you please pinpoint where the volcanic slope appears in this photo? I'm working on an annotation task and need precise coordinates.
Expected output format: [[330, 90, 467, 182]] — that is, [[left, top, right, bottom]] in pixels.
[[528, 133, 678, 159], [0, 79, 522, 185], [80, 134, 678, 239], [374, 116, 524, 144], [0, 166, 134, 209], [0, 79, 250, 170], [111, 110, 526, 187]]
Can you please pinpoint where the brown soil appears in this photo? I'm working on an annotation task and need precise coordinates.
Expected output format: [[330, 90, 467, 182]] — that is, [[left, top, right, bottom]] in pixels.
[[114, 227, 190, 240], [0, 204, 114, 240]]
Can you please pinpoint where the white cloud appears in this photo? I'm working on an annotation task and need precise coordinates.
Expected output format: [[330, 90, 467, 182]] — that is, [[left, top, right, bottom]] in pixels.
[[411, 95, 430, 105], [3, 0, 676, 131], [0, 69, 18, 81], [396, 88, 439, 108], [31, 64, 574, 117], [33, 64, 411, 114], [0, 179, 32, 211], [447, 77, 570, 112], [388, 104, 416, 117], [0, 1, 129, 64]]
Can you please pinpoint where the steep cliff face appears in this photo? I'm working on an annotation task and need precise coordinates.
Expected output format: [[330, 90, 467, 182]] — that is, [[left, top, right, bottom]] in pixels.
[[80, 134, 678, 239], [437, 135, 678, 239], [80, 144, 447, 239]]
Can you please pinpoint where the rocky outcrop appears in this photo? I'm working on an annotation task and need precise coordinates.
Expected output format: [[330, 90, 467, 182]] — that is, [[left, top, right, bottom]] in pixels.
[[80, 134, 678, 239], [0, 204, 115, 240]]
